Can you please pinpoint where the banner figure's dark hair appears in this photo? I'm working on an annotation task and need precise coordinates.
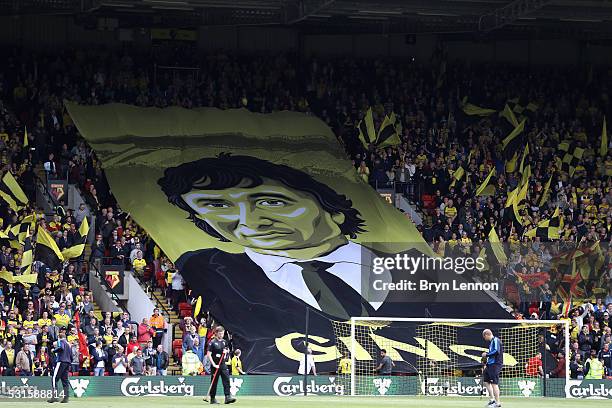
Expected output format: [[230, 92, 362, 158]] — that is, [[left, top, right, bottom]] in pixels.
[[158, 154, 366, 241]]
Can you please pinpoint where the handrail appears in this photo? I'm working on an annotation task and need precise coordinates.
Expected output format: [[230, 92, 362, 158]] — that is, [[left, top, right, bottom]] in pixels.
[[98, 256, 174, 321], [34, 172, 60, 209]]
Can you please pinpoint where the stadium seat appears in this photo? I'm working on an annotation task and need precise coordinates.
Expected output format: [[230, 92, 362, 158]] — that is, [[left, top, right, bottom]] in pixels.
[[143, 264, 153, 280], [174, 347, 183, 362]]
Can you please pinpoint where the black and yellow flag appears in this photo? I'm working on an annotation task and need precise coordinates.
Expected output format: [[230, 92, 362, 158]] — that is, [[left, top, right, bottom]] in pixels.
[[1, 171, 29, 207], [507, 98, 538, 125], [6, 222, 29, 249], [525, 207, 563, 240], [376, 113, 401, 148], [538, 175, 553, 207], [357, 108, 376, 148], [502, 119, 526, 173], [35, 228, 65, 271], [61, 217, 90, 260], [558, 141, 584, 177], [507, 180, 529, 226], [20, 234, 33, 274]]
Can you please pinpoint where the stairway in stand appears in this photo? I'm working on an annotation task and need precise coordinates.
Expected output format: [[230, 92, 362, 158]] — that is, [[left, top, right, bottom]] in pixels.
[[148, 286, 184, 374]]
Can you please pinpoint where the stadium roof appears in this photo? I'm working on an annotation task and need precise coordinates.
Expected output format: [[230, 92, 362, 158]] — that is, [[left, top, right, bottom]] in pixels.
[[3, 0, 612, 38]]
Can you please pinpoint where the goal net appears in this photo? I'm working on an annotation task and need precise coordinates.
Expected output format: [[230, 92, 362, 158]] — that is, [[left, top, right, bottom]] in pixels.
[[332, 318, 569, 398]]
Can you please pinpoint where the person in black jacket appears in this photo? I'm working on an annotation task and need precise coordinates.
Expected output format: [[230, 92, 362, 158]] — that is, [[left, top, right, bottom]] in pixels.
[[105, 338, 119, 375], [90, 234, 106, 271], [154, 344, 170, 376], [0, 341, 16, 376], [92, 341, 107, 376]]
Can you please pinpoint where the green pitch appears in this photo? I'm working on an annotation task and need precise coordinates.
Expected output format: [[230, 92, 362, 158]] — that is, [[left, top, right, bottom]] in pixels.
[[0, 396, 604, 408]]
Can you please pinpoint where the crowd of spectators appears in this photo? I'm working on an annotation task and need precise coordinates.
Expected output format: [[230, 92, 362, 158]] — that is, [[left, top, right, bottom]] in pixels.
[[0, 44, 611, 378]]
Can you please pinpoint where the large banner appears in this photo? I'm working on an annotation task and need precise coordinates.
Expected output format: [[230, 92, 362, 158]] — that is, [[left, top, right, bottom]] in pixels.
[[66, 102, 510, 374]]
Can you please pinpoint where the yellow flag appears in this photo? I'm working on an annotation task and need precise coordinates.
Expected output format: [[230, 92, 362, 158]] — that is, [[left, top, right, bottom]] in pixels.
[[488, 228, 507, 265], [539, 176, 552, 207], [364, 108, 376, 143], [505, 184, 520, 208], [194, 296, 203, 319], [24, 126, 29, 148], [60, 217, 90, 259], [462, 103, 496, 116], [521, 164, 531, 187], [512, 180, 529, 225], [475, 168, 496, 196], [78, 216, 90, 237], [450, 166, 465, 188], [500, 104, 519, 128], [519, 143, 529, 174], [0, 270, 38, 287]]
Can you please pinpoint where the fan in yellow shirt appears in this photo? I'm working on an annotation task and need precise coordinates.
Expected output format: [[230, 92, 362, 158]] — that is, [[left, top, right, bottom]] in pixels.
[[132, 257, 147, 274], [339, 353, 352, 374], [231, 350, 245, 375], [53, 311, 71, 328]]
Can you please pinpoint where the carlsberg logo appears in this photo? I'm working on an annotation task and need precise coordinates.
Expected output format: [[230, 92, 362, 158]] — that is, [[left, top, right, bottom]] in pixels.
[[273, 377, 345, 396], [569, 382, 612, 399], [69, 379, 90, 398], [517, 380, 536, 397], [230, 378, 243, 396], [421, 378, 483, 396], [120, 377, 194, 397], [374, 378, 392, 395]]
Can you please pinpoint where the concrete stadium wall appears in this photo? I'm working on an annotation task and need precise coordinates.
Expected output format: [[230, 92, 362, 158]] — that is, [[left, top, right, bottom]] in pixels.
[[0, 15, 611, 65]]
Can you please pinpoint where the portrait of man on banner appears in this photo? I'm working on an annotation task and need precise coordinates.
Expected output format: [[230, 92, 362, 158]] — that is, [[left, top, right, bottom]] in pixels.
[[158, 153, 504, 324]]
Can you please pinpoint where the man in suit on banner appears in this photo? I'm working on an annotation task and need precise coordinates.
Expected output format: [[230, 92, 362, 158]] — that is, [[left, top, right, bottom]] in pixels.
[[159, 154, 508, 373]]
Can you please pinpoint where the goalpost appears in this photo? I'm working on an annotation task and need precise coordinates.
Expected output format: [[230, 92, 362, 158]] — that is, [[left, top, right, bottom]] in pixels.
[[337, 318, 570, 398]]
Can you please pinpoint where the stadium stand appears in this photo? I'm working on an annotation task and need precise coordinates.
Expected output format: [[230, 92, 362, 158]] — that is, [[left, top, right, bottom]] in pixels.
[[0, 42, 610, 383]]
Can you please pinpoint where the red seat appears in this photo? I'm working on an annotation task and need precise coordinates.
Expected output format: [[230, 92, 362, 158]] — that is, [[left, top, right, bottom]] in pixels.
[[143, 264, 153, 280]]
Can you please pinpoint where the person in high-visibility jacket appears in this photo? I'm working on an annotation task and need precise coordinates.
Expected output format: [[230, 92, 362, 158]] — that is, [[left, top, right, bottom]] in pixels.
[[182, 347, 203, 376], [584, 350, 605, 379]]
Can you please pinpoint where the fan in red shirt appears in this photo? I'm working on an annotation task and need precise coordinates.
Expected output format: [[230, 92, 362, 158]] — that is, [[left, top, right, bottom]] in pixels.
[[126, 335, 141, 355], [525, 352, 543, 377]]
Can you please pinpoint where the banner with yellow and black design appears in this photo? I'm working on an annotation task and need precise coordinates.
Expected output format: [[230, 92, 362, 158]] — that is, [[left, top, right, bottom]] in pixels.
[[66, 102, 509, 374]]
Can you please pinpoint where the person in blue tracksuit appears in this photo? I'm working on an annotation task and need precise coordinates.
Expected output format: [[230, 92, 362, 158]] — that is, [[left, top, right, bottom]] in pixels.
[[48, 331, 72, 404], [482, 329, 504, 408]]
